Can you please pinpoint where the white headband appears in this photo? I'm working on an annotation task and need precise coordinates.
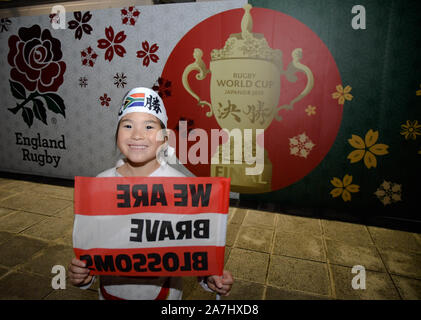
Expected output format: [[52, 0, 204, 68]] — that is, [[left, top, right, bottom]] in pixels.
[[118, 87, 168, 127]]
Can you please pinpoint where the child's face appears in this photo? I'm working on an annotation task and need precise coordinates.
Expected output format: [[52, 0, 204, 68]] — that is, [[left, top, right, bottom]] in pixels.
[[117, 112, 166, 167]]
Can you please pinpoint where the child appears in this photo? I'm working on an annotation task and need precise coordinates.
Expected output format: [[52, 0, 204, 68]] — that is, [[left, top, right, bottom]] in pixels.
[[68, 87, 233, 299]]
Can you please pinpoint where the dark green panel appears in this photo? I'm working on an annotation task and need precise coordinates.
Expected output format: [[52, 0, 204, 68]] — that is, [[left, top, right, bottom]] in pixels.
[[244, 0, 421, 222]]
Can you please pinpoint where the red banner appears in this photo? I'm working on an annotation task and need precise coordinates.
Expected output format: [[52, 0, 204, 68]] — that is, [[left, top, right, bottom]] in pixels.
[[73, 176, 230, 277]]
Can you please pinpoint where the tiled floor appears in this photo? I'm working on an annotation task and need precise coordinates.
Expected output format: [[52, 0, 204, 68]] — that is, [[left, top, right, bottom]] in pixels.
[[0, 176, 420, 300]]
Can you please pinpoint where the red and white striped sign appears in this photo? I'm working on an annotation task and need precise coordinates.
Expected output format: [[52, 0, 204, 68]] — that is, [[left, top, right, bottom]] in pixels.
[[73, 176, 230, 277]]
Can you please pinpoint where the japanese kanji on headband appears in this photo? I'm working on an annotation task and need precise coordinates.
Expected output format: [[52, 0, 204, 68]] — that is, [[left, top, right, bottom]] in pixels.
[[73, 176, 230, 277]]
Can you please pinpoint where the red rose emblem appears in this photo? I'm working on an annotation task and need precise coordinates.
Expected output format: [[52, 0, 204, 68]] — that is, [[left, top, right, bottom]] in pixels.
[[8, 24, 66, 93]]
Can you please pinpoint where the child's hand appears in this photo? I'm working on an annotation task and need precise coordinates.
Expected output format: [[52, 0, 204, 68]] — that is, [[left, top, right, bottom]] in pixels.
[[68, 257, 93, 287], [206, 270, 234, 296]]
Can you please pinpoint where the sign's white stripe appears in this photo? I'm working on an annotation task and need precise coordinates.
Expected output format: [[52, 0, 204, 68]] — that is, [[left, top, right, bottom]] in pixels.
[[73, 212, 227, 250]]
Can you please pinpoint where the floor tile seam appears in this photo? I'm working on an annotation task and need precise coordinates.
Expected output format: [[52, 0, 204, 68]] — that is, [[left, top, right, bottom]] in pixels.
[[231, 243, 273, 257], [366, 226, 403, 299], [0, 184, 29, 192], [1, 267, 56, 299], [269, 218, 277, 256], [0, 192, 25, 203], [320, 220, 337, 299], [30, 189, 74, 198], [235, 227, 275, 254], [43, 284, 82, 300], [2, 231, 50, 246], [324, 244, 421, 274], [323, 237, 388, 262], [272, 228, 323, 238], [375, 245, 421, 256], [388, 273, 421, 282], [272, 230, 327, 261], [264, 283, 333, 300], [261, 284, 268, 300], [263, 232, 277, 291], [9, 218, 55, 235], [230, 273, 268, 286], [0, 210, 37, 226], [273, 226, 323, 237], [270, 251, 326, 264], [0, 191, 59, 203], [15, 263, 57, 279], [327, 261, 388, 273], [9, 207, 70, 219], [32, 190, 74, 201], [0, 191, 73, 205], [231, 217, 246, 248], [0, 262, 51, 280], [0, 243, 50, 271], [234, 245, 272, 255], [267, 250, 333, 297], [224, 245, 232, 263], [0, 208, 68, 223], [37, 194, 74, 202], [7, 218, 58, 236], [0, 204, 57, 217], [0, 239, 69, 271], [8, 252, 76, 282], [0, 203, 25, 212], [22, 201, 74, 216], [42, 290, 58, 300], [227, 282, 267, 300], [323, 234, 376, 247], [0, 266, 17, 281], [264, 276, 334, 299], [17, 229, 72, 245], [366, 228, 421, 251], [261, 221, 279, 299], [241, 223, 275, 231]]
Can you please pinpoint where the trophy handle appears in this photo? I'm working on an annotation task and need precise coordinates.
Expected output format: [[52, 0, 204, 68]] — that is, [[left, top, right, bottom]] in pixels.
[[182, 48, 213, 117], [275, 48, 314, 121]]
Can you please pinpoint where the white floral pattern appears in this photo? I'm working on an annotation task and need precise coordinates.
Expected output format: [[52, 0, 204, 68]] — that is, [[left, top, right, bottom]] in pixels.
[[374, 180, 402, 206], [289, 132, 315, 159]]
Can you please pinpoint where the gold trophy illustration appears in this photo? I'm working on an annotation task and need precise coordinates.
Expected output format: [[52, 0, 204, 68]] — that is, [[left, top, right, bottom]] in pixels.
[[182, 4, 314, 193]]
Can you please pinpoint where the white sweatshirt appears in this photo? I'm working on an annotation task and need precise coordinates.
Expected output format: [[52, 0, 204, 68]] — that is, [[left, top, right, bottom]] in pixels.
[[80, 160, 210, 300]]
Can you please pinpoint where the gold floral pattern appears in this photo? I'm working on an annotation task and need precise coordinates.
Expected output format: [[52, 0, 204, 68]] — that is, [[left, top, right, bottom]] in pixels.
[[400, 120, 421, 140], [305, 105, 316, 116], [330, 174, 360, 202], [347, 129, 389, 169], [332, 84, 353, 105]]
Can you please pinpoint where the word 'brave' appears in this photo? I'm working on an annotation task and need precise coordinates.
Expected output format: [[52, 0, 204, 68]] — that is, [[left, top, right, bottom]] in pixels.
[[116, 183, 212, 207], [130, 219, 209, 243]]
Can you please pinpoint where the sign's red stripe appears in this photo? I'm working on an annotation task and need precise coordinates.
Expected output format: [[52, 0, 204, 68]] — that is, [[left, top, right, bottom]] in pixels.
[[73, 246, 225, 277], [74, 176, 230, 215]]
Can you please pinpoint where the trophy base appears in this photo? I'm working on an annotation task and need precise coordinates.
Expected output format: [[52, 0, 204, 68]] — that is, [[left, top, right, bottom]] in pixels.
[[211, 160, 272, 194]]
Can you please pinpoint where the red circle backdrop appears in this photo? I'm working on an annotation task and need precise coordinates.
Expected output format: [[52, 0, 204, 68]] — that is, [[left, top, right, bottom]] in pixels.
[[162, 7, 342, 193]]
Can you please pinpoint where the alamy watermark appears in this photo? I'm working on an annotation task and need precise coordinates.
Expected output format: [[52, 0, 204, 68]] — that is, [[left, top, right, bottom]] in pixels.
[[51, 264, 66, 289], [351, 5, 366, 30], [51, 263, 368, 291], [156, 121, 265, 176], [351, 265, 366, 290]]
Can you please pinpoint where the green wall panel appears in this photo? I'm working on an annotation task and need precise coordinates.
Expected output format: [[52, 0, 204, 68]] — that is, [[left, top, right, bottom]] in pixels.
[[243, 0, 420, 222]]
